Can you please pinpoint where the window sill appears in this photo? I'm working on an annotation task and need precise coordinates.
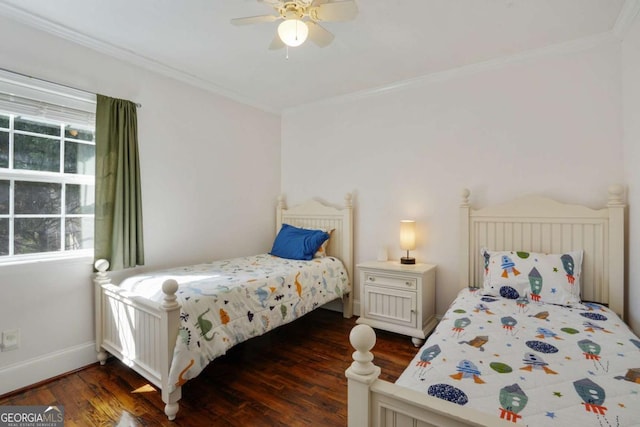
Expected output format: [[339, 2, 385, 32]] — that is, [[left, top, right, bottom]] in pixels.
[[0, 250, 94, 268]]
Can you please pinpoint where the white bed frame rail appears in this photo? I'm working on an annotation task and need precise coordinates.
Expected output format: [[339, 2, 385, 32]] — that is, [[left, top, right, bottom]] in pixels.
[[346, 186, 626, 427], [94, 194, 354, 420]]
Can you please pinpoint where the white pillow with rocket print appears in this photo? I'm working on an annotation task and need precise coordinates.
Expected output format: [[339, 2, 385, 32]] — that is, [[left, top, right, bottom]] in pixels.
[[481, 248, 583, 306]]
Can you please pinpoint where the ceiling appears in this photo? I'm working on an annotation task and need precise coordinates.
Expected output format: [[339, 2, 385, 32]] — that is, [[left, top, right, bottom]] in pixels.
[[0, 0, 635, 113]]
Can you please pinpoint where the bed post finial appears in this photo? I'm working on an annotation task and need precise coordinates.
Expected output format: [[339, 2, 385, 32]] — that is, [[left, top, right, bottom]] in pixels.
[[461, 188, 471, 207], [607, 184, 625, 206], [277, 194, 286, 210], [161, 279, 180, 310], [344, 193, 353, 208], [94, 259, 110, 283], [348, 324, 377, 375], [346, 325, 380, 427]]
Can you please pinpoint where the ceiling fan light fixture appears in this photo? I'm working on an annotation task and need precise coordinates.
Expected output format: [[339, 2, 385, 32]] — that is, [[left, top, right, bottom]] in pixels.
[[277, 19, 309, 47]]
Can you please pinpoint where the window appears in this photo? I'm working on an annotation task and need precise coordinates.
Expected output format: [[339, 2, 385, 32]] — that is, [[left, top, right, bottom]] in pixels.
[[0, 70, 96, 262]]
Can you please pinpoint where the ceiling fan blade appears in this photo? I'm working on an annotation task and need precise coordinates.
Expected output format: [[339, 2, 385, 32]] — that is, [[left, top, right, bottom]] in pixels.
[[268, 34, 285, 50], [307, 21, 334, 47], [313, 0, 358, 22], [231, 15, 280, 26]]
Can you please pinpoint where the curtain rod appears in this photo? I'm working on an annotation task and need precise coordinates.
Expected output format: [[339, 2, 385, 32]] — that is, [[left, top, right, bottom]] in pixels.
[[0, 67, 142, 108]]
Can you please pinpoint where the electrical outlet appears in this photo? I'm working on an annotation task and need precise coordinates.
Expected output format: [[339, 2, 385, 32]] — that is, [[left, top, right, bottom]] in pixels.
[[1, 329, 20, 351]]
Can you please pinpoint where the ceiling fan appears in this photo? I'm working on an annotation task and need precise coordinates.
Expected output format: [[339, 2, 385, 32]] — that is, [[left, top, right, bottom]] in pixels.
[[231, 0, 358, 49]]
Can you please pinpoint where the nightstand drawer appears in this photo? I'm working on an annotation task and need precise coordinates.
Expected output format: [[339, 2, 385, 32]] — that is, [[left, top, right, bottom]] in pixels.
[[364, 272, 417, 290]]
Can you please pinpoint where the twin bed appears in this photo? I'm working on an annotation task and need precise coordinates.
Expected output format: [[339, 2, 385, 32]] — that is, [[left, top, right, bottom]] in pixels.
[[93, 194, 354, 420], [347, 186, 640, 426]]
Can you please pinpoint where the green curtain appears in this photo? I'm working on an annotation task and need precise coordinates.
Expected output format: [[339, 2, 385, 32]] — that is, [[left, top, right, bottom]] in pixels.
[[94, 94, 144, 270]]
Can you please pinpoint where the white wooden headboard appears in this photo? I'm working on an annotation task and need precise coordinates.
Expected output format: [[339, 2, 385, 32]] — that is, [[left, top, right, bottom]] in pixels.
[[460, 186, 626, 319], [276, 194, 354, 316]]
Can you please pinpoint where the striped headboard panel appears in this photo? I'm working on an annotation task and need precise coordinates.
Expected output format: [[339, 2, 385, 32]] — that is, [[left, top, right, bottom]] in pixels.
[[275, 194, 354, 314], [459, 186, 626, 319]]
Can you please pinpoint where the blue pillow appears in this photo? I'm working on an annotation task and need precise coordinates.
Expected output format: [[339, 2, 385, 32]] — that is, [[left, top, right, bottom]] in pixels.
[[270, 224, 330, 261]]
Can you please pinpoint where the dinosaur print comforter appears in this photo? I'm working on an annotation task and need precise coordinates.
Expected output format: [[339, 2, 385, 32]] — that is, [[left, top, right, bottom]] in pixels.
[[396, 288, 640, 426], [120, 253, 350, 391]]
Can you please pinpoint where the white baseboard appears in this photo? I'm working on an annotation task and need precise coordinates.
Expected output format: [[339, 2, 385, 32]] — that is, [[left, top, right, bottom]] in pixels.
[[0, 342, 96, 396]]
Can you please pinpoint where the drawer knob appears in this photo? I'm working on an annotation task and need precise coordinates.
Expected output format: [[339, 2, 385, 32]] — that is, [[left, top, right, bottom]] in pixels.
[[370, 277, 375, 282], [406, 281, 411, 286]]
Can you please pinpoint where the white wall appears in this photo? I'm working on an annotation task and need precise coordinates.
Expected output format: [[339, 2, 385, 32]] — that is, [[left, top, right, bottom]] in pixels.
[[622, 12, 640, 334], [0, 16, 281, 394], [282, 41, 625, 322]]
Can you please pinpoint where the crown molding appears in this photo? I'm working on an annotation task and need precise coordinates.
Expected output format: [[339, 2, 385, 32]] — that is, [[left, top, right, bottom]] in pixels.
[[285, 31, 619, 114], [0, 2, 279, 114], [613, 0, 640, 39]]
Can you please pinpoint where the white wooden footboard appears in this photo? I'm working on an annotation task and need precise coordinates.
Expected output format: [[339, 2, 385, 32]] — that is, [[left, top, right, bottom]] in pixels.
[[93, 260, 182, 420], [346, 325, 511, 427]]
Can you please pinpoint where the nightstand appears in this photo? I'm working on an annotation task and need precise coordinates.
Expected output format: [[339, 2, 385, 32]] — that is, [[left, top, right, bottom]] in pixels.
[[356, 261, 437, 347]]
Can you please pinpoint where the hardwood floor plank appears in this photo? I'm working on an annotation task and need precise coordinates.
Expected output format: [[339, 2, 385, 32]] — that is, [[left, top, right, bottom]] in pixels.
[[0, 309, 420, 426]]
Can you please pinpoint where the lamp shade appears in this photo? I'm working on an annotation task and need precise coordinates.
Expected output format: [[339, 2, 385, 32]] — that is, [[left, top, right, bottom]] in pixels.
[[399, 220, 416, 251], [278, 19, 309, 47]]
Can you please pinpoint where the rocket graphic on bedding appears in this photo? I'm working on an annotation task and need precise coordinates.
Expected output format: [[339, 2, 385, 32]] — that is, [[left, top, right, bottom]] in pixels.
[[581, 312, 612, 334], [452, 317, 471, 337], [483, 251, 490, 274], [516, 295, 529, 312], [498, 383, 528, 423], [577, 339, 609, 372], [520, 352, 557, 375], [450, 360, 485, 384], [501, 316, 518, 335], [561, 254, 576, 285], [416, 344, 441, 368], [535, 327, 563, 340], [528, 267, 543, 302], [413, 344, 441, 380], [579, 339, 602, 360], [574, 378, 608, 416], [500, 255, 520, 278], [473, 303, 494, 315]]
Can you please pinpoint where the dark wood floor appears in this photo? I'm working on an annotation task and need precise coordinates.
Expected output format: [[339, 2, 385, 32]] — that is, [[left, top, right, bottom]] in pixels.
[[0, 309, 418, 426]]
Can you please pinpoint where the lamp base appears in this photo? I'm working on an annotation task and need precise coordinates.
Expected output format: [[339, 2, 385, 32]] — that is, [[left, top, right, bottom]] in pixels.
[[400, 257, 416, 265]]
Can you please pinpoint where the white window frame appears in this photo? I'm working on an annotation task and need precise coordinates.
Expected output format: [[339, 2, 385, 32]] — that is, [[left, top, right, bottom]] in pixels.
[[0, 69, 96, 265]]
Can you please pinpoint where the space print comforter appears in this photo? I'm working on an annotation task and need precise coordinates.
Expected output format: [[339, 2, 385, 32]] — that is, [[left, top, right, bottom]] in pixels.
[[120, 253, 350, 391], [396, 288, 640, 426]]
